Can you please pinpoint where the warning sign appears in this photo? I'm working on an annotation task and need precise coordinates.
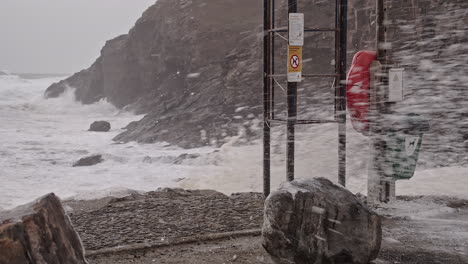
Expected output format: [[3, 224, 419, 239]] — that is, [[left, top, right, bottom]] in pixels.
[[287, 46, 302, 82], [290, 55, 300, 69]]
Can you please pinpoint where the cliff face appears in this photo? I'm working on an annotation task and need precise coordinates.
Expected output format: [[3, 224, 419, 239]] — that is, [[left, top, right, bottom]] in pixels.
[[45, 0, 467, 156], [45, 0, 343, 147]]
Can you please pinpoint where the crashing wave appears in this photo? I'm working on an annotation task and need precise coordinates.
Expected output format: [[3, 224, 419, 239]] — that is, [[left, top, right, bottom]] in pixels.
[[0, 69, 12, 75], [0, 70, 18, 79]]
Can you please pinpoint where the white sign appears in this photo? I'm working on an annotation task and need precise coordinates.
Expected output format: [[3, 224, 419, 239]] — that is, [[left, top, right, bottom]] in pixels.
[[388, 68, 404, 102], [289, 13, 304, 46], [288, 72, 302, 82], [405, 136, 419, 156]]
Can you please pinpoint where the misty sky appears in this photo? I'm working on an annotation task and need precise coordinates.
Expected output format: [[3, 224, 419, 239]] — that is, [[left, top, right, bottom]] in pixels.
[[0, 0, 156, 74]]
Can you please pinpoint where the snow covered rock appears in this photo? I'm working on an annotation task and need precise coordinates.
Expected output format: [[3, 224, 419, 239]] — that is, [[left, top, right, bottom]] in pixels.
[[89, 121, 111, 132], [262, 178, 381, 264], [0, 193, 88, 264]]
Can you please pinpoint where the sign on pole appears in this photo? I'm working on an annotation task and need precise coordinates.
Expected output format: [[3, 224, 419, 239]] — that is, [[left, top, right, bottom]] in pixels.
[[287, 46, 302, 82], [289, 13, 304, 46], [388, 68, 404, 102]]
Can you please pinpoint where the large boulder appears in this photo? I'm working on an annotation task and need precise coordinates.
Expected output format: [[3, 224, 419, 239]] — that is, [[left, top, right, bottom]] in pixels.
[[262, 178, 381, 264], [89, 121, 111, 132], [0, 193, 88, 264]]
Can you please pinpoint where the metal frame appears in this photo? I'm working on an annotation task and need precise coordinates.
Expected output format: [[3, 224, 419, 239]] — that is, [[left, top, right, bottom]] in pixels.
[[263, 0, 348, 197]]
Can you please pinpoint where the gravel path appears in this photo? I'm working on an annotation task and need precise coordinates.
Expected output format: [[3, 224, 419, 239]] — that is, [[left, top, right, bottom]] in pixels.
[[66, 190, 468, 263], [67, 189, 264, 251]]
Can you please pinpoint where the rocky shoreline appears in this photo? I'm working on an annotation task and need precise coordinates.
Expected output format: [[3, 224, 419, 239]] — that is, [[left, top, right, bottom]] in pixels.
[[62, 188, 468, 264]]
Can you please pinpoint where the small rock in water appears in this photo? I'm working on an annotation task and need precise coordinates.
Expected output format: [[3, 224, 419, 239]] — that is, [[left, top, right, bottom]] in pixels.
[[89, 121, 111, 132], [73, 155, 104, 167], [173, 153, 200, 164], [262, 177, 382, 264]]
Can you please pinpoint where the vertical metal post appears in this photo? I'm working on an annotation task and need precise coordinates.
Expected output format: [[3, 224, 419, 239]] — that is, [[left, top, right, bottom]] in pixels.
[[335, 0, 348, 187], [368, 0, 395, 203], [286, 0, 298, 182], [263, 0, 272, 197], [271, 0, 275, 120], [368, 60, 383, 203], [377, 0, 396, 202]]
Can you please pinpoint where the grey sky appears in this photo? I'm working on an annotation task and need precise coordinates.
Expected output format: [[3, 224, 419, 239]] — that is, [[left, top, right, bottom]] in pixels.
[[0, 0, 156, 74]]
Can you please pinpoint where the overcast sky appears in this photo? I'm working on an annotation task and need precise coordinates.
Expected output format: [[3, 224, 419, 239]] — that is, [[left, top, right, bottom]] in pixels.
[[0, 0, 156, 74]]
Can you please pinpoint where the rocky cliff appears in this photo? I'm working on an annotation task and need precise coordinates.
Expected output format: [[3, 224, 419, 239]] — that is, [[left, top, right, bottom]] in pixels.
[[45, 0, 467, 158]]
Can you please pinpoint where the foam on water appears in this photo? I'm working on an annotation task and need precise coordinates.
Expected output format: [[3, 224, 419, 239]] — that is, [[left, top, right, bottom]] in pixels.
[[0, 74, 466, 210], [0, 74, 214, 209]]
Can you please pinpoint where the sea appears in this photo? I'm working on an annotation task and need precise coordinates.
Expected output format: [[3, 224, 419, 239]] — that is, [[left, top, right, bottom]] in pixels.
[[1, 72, 466, 210]]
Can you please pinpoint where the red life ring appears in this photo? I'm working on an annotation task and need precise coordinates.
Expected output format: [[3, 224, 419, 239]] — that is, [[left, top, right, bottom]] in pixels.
[[346, 51, 376, 136]]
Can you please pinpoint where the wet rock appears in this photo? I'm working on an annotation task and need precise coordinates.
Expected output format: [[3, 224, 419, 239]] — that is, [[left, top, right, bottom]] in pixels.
[[123, 120, 139, 131], [89, 121, 111, 132], [262, 178, 382, 264], [173, 153, 200, 164], [73, 154, 104, 167], [0, 193, 88, 264]]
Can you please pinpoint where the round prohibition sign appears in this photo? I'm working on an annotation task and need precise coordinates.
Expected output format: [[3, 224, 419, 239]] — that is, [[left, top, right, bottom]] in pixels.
[[290, 55, 300, 69]]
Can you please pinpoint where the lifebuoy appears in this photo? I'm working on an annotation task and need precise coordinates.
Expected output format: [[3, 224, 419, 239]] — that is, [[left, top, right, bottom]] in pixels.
[[346, 51, 377, 136]]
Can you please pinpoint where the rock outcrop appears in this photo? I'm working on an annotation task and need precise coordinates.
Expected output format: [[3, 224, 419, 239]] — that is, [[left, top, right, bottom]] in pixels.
[[44, 0, 354, 148], [89, 121, 111, 132], [0, 193, 88, 264], [262, 178, 381, 264], [73, 155, 104, 167], [45, 0, 467, 158]]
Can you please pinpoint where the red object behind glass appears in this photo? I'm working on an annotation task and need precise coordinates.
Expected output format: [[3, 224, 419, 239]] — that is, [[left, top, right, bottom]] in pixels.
[[346, 51, 377, 136]]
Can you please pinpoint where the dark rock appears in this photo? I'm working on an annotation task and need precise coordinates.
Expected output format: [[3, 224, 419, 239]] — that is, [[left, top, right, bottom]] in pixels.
[[262, 178, 382, 264], [89, 121, 111, 132], [123, 120, 139, 131], [173, 153, 200, 164], [0, 193, 88, 264], [73, 155, 104, 167]]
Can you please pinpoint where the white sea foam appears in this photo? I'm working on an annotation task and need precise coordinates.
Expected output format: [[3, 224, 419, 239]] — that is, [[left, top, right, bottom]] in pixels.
[[0, 75, 212, 209], [0, 75, 466, 210]]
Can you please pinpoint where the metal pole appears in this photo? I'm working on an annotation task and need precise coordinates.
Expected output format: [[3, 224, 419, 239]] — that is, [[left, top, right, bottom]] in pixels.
[[271, 0, 275, 120], [287, 0, 298, 182], [335, 0, 348, 187], [263, 0, 272, 197], [377, 0, 396, 202], [368, 0, 395, 203]]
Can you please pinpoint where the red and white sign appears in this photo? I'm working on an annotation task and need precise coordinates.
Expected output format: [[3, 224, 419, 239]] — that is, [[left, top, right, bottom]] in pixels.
[[287, 46, 302, 82], [290, 55, 300, 69]]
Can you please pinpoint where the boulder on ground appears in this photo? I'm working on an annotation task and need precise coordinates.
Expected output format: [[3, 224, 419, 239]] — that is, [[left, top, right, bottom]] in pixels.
[[262, 178, 382, 264], [73, 154, 103, 167], [0, 193, 88, 264], [89, 121, 111, 132]]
